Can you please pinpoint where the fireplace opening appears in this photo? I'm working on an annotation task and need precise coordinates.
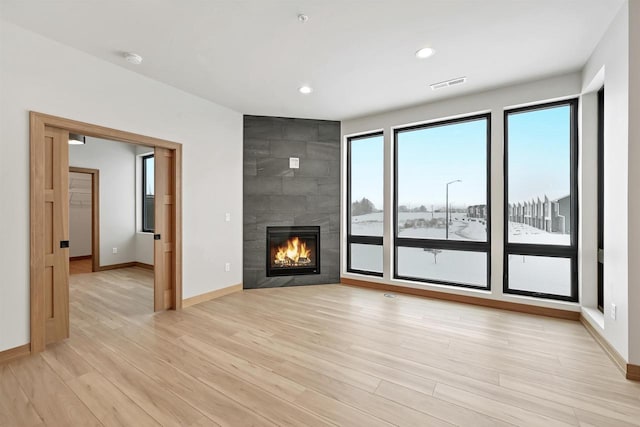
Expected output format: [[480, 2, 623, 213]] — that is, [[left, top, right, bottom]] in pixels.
[[266, 226, 320, 276]]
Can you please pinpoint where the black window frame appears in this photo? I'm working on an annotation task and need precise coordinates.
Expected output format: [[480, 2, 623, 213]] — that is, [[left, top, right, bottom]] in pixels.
[[141, 154, 154, 233], [346, 131, 384, 277], [393, 113, 492, 290], [503, 99, 579, 302], [597, 87, 604, 312]]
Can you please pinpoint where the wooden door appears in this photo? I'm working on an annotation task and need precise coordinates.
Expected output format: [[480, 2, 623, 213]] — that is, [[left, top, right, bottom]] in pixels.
[[31, 126, 70, 350], [154, 147, 176, 311]]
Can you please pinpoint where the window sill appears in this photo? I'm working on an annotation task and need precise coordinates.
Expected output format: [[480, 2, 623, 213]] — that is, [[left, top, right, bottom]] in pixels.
[[582, 306, 605, 329]]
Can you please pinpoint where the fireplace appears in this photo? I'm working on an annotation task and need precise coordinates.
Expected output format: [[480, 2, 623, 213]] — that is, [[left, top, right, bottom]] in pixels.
[[266, 226, 320, 277]]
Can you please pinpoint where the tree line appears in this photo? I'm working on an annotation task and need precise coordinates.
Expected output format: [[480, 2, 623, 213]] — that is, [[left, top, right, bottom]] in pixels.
[[351, 198, 379, 216]]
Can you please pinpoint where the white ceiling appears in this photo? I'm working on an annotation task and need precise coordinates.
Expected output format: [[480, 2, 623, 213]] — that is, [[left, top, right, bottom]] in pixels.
[[0, 0, 624, 120]]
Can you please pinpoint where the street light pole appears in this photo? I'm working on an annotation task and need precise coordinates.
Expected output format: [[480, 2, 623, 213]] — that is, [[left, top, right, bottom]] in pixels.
[[445, 180, 462, 239]]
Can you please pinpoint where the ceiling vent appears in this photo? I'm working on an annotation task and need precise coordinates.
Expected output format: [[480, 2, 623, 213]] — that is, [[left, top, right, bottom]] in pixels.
[[430, 77, 467, 90]]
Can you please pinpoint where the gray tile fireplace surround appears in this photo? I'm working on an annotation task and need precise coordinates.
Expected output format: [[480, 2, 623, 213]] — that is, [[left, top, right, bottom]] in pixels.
[[243, 115, 341, 289]]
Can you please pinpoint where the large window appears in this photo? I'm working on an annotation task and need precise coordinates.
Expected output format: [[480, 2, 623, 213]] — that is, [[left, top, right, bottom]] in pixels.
[[504, 100, 578, 301], [347, 132, 384, 276], [394, 114, 490, 289], [142, 154, 155, 233]]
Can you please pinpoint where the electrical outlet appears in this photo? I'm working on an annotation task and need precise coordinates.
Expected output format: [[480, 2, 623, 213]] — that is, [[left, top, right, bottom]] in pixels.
[[225, 213, 231, 222], [611, 303, 617, 320], [289, 157, 299, 169], [112, 247, 118, 254], [225, 263, 230, 272]]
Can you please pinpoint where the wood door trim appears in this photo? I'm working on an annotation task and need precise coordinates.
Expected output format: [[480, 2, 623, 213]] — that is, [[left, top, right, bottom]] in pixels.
[[580, 315, 640, 381], [628, 364, 640, 381], [30, 112, 183, 354], [32, 112, 181, 150], [580, 315, 626, 376], [93, 262, 154, 272], [133, 262, 154, 270], [69, 166, 99, 273], [0, 343, 31, 365], [182, 283, 242, 308], [96, 262, 138, 271], [174, 147, 183, 309], [30, 113, 46, 352]]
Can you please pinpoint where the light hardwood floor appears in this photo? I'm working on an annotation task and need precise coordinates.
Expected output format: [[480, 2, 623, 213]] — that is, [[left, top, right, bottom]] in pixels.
[[2, 267, 640, 426]]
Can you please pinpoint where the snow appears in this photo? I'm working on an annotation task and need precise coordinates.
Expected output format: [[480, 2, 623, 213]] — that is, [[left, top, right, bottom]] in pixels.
[[508, 222, 570, 245], [352, 214, 570, 244], [397, 247, 487, 287], [351, 212, 488, 241], [507, 254, 571, 296], [350, 244, 383, 273], [399, 217, 487, 241], [350, 213, 571, 293], [351, 212, 384, 236]]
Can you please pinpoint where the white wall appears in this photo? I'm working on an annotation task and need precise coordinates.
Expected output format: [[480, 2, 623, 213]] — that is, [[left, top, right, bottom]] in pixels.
[[581, 3, 630, 362], [626, 0, 640, 365], [69, 137, 137, 266], [135, 233, 154, 266], [69, 172, 92, 258], [341, 72, 583, 312], [577, 89, 599, 312], [0, 21, 243, 352]]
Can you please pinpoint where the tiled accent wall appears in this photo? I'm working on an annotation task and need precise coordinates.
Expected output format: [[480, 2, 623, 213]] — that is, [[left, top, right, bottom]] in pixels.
[[243, 116, 341, 289]]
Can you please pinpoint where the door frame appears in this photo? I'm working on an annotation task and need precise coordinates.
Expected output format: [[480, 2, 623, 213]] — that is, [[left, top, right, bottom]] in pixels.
[[69, 167, 100, 273], [30, 112, 183, 353]]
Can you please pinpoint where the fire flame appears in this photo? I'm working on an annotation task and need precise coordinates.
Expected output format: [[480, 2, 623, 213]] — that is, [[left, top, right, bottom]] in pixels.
[[274, 237, 311, 265]]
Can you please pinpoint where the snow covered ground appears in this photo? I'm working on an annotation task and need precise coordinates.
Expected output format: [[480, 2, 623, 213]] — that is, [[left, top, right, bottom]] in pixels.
[[397, 247, 487, 287], [351, 212, 384, 236], [351, 212, 487, 241], [508, 222, 570, 245], [507, 254, 571, 296], [351, 214, 570, 245], [399, 218, 486, 241], [349, 213, 571, 295], [350, 244, 383, 273]]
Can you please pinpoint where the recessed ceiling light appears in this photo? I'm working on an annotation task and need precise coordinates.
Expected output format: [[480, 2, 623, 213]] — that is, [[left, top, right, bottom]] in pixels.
[[124, 52, 143, 65], [68, 133, 86, 145], [298, 13, 309, 23], [299, 85, 313, 94], [415, 47, 436, 59]]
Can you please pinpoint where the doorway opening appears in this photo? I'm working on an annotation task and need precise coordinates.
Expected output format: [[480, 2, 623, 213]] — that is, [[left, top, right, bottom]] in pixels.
[[30, 112, 182, 353], [68, 167, 99, 275]]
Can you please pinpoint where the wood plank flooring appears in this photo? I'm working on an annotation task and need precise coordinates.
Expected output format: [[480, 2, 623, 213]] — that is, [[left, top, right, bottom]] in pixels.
[[2, 266, 640, 426]]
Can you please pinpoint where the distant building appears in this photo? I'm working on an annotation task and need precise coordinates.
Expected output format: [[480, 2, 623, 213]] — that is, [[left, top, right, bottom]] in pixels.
[[467, 204, 487, 219], [508, 194, 570, 234]]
